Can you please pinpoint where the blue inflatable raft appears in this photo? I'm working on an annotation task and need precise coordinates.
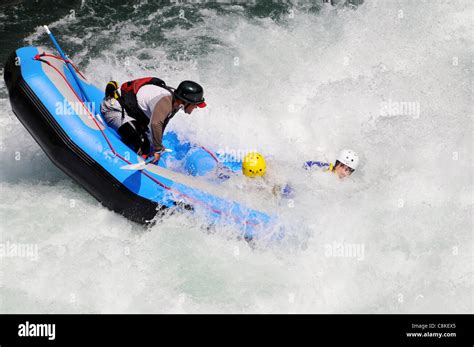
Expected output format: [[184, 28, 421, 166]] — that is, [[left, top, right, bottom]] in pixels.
[[4, 46, 278, 240]]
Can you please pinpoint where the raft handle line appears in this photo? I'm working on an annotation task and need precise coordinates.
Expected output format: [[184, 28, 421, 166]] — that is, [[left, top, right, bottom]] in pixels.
[[37, 52, 87, 80], [200, 146, 219, 162]]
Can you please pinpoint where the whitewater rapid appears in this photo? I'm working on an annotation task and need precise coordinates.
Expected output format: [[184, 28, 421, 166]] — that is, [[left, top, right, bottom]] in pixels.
[[0, 0, 472, 313]]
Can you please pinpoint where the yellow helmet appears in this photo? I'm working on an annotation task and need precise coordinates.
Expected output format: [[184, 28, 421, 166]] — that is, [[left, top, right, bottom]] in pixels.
[[242, 152, 266, 178]]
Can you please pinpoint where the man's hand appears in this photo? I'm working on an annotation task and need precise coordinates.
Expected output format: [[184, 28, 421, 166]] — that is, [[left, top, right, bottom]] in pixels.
[[152, 152, 161, 164]]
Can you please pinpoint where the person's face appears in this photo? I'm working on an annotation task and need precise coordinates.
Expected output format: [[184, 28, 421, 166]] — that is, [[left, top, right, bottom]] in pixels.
[[334, 163, 353, 179], [184, 103, 197, 114]]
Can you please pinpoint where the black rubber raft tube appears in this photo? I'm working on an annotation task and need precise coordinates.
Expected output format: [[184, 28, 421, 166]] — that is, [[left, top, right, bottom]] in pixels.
[[3, 51, 166, 224]]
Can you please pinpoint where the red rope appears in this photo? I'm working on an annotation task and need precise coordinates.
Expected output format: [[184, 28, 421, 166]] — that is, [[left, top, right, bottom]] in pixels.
[[200, 145, 219, 162], [38, 53, 87, 80], [33, 55, 258, 225]]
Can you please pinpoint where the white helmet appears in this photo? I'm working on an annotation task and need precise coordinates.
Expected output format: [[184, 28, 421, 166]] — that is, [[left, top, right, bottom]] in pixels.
[[337, 149, 359, 170]]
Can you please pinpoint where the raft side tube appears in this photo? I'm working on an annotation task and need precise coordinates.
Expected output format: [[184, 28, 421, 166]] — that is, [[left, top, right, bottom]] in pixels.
[[4, 50, 164, 224]]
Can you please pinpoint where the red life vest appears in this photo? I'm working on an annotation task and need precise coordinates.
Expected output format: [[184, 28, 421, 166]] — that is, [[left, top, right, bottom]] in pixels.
[[119, 77, 172, 129]]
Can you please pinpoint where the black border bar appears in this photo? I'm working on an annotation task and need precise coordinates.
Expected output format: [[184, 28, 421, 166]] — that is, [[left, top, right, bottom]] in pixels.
[[0, 314, 472, 346]]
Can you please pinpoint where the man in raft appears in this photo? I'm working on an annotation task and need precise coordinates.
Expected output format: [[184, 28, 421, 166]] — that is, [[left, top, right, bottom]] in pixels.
[[100, 78, 206, 163]]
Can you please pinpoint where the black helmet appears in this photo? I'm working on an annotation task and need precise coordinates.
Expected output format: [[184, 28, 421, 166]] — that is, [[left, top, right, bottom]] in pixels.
[[175, 80, 206, 107]]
